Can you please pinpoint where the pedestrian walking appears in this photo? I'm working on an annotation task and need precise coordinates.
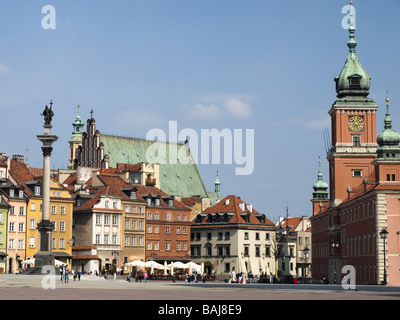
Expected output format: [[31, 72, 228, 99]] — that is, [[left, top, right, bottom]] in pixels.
[[269, 273, 273, 284], [61, 265, 66, 283], [248, 271, 253, 284], [143, 271, 148, 282], [78, 271, 81, 281], [230, 267, 236, 283], [65, 267, 70, 283], [127, 272, 131, 282]]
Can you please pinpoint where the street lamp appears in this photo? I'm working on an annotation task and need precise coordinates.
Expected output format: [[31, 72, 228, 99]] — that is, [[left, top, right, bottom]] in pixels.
[[380, 229, 389, 285], [331, 240, 339, 284], [303, 247, 310, 284]]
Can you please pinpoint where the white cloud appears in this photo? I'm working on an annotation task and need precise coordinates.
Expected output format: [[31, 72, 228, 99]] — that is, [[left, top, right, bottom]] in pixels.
[[189, 103, 223, 120], [185, 96, 253, 121], [223, 98, 252, 119]]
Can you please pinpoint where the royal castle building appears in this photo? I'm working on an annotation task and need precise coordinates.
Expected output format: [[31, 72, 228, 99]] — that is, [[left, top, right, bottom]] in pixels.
[[310, 3, 400, 285]]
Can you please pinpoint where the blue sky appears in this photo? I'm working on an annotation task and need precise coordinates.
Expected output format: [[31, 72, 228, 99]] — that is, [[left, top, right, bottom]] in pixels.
[[0, 1, 399, 221]]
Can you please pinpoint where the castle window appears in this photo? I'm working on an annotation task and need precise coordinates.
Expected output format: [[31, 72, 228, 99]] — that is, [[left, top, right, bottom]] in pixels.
[[350, 77, 360, 86], [353, 170, 362, 177], [352, 135, 361, 146], [349, 75, 361, 88]]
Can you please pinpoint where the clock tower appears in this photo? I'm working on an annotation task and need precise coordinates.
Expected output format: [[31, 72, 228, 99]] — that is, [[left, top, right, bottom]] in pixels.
[[327, 2, 378, 205]]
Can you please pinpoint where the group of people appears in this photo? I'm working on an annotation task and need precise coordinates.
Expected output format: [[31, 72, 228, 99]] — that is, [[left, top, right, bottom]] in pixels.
[[229, 267, 250, 284], [59, 265, 82, 283], [126, 270, 148, 283], [229, 268, 274, 284], [184, 272, 206, 283]]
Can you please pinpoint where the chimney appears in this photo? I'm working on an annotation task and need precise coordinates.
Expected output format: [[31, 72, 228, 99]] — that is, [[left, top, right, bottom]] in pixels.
[[146, 173, 156, 187], [247, 203, 253, 212], [12, 155, 24, 164], [239, 202, 245, 211]]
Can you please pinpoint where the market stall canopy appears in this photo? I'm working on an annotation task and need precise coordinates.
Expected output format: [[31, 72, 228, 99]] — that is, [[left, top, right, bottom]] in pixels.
[[125, 260, 146, 267], [21, 258, 66, 267], [185, 262, 202, 273]]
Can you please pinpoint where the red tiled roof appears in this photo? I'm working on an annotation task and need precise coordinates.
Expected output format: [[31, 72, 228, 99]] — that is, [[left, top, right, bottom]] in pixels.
[[278, 217, 302, 232], [180, 196, 202, 207], [200, 194, 275, 226], [9, 160, 36, 195]]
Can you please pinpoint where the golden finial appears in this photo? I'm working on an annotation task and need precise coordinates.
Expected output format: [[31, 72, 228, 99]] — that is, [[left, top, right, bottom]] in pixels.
[[350, 1, 353, 5]]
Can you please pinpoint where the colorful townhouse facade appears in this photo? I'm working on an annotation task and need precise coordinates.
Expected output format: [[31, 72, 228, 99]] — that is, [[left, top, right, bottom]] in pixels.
[[8, 156, 74, 270], [0, 197, 8, 273], [1, 156, 28, 273]]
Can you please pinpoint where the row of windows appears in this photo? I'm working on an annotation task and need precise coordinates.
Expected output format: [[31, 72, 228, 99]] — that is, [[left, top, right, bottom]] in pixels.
[[95, 214, 119, 225], [8, 206, 25, 215], [123, 236, 145, 247], [147, 226, 187, 234], [191, 232, 272, 242], [95, 234, 120, 245], [125, 205, 144, 214], [104, 202, 145, 212], [8, 189, 24, 198], [8, 204, 68, 215], [191, 245, 272, 258], [147, 241, 188, 251], [4, 220, 67, 233], [147, 212, 188, 221], [5, 237, 67, 250], [124, 219, 144, 230]]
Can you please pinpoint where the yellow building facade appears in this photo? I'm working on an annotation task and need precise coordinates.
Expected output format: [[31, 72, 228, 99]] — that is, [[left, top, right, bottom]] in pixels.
[[26, 178, 74, 266]]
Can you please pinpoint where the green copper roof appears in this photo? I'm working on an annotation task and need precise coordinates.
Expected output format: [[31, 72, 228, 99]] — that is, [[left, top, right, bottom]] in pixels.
[[313, 161, 328, 199], [377, 99, 400, 159], [334, 3, 371, 98], [70, 106, 84, 143], [99, 134, 210, 198]]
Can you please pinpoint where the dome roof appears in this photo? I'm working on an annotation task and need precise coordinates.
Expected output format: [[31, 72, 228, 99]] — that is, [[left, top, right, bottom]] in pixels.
[[313, 161, 328, 200], [334, 3, 371, 98], [377, 99, 400, 147], [313, 178, 329, 191]]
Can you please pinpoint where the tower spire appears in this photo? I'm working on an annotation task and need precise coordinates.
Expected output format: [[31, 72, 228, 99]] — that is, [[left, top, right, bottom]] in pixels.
[[384, 91, 392, 130], [347, 1, 357, 56]]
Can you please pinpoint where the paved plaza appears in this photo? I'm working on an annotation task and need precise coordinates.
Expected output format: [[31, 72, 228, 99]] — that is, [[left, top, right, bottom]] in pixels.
[[0, 273, 400, 301]]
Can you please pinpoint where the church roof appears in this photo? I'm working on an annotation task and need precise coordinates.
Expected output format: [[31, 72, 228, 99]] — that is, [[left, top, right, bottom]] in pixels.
[[99, 134, 209, 198]]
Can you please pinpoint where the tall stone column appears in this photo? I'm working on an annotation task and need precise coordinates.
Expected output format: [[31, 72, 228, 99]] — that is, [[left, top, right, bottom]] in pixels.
[[35, 103, 58, 268]]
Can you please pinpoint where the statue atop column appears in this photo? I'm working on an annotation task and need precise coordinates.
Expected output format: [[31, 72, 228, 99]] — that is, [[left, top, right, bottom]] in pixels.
[[41, 100, 54, 126]]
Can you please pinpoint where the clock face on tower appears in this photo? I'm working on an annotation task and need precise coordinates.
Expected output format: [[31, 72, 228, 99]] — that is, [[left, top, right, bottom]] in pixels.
[[349, 116, 364, 131]]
